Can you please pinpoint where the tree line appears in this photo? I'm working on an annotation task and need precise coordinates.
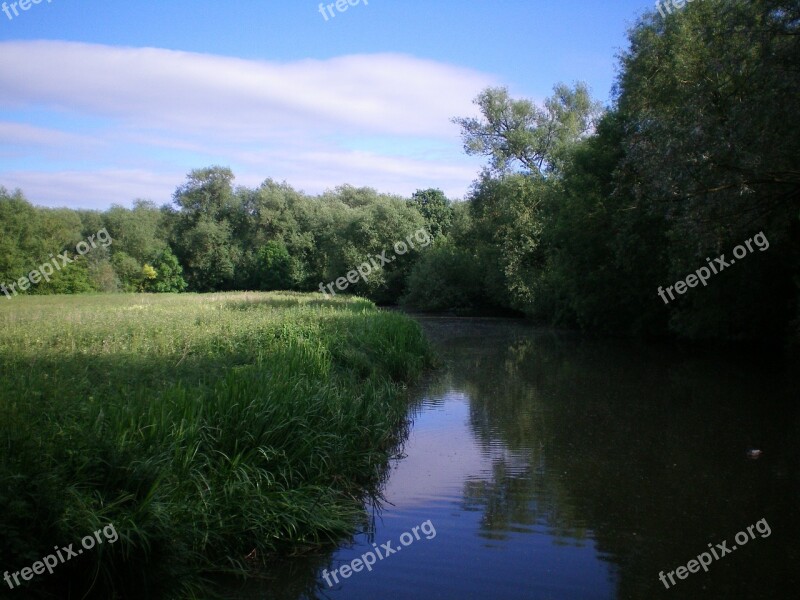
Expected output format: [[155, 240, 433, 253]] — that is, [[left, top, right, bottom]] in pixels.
[[2, 0, 797, 342], [0, 176, 445, 303], [410, 0, 799, 343]]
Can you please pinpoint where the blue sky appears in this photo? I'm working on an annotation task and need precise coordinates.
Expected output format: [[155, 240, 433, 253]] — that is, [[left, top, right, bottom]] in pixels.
[[1, 0, 652, 209]]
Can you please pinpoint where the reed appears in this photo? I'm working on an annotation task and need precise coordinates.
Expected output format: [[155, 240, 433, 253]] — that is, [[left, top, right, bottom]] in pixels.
[[0, 292, 432, 598]]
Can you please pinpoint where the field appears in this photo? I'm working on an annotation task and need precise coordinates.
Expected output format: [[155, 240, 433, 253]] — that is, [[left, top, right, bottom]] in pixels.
[[0, 292, 433, 598]]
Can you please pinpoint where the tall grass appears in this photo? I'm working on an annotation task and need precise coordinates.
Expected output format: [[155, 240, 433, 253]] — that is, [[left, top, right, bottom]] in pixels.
[[0, 292, 432, 598]]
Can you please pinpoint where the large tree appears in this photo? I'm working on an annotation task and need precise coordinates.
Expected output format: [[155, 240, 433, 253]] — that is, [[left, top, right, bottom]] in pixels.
[[445, 85, 603, 315], [613, 0, 800, 339], [409, 188, 453, 239], [452, 83, 603, 177], [172, 167, 241, 291], [104, 200, 169, 265], [616, 0, 800, 241]]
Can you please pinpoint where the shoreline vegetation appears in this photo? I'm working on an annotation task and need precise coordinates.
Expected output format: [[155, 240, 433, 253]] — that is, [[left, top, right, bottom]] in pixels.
[[0, 292, 433, 598]]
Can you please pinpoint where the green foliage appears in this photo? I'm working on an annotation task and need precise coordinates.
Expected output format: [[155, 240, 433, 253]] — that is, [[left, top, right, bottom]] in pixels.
[[403, 237, 486, 311], [468, 173, 551, 313], [111, 251, 143, 292], [104, 200, 168, 265], [410, 188, 453, 239], [452, 83, 603, 177], [34, 257, 98, 295], [0, 293, 433, 598], [0, 190, 119, 297], [3, 0, 797, 344], [172, 167, 241, 292], [255, 240, 294, 290], [423, 0, 799, 342], [89, 259, 121, 293], [0, 174, 434, 307], [173, 165, 237, 217], [145, 248, 187, 293], [0, 187, 41, 288], [610, 0, 800, 340], [531, 112, 671, 334], [141, 264, 157, 280], [177, 217, 238, 291], [312, 187, 427, 303]]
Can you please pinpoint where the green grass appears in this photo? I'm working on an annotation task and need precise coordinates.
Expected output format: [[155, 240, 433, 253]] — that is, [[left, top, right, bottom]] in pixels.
[[0, 292, 433, 599]]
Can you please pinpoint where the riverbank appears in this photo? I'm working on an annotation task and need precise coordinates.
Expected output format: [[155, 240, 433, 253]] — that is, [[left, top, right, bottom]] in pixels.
[[0, 292, 433, 598], [234, 316, 798, 600]]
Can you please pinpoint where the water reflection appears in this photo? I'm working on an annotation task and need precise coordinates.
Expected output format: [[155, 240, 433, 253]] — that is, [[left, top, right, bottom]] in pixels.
[[232, 318, 799, 599]]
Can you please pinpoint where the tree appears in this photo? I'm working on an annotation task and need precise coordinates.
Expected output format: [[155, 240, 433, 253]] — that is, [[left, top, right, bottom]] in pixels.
[[146, 249, 187, 293], [177, 218, 238, 291], [173, 166, 237, 220], [141, 264, 158, 288], [254, 241, 294, 291], [533, 113, 670, 334], [0, 189, 40, 290], [316, 191, 426, 303], [468, 173, 551, 313], [453, 84, 603, 177], [612, 0, 800, 339], [103, 200, 168, 265], [409, 189, 453, 239], [447, 85, 604, 317], [402, 238, 486, 311], [172, 168, 241, 291], [111, 252, 143, 292], [616, 0, 800, 240], [236, 179, 315, 290], [89, 260, 121, 293], [35, 258, 96, 295]]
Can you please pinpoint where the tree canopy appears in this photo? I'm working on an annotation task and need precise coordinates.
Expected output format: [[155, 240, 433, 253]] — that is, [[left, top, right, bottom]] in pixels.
[[2, 0, 797, 343]]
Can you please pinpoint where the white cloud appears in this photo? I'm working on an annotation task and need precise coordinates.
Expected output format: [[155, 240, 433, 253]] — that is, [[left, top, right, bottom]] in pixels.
[[0, 40, 496, 207], [0, 40, 493, 138]]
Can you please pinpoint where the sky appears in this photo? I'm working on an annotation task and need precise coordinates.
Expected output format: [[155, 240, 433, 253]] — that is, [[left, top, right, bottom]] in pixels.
[[0, 0, 653, 210]]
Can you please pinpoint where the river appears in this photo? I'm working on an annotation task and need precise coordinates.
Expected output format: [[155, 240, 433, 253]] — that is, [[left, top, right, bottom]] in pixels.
[[230, 317, 799, 599]]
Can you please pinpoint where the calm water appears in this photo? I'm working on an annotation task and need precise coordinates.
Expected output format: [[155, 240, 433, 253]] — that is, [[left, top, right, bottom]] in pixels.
[[231, 318, 799, 599]]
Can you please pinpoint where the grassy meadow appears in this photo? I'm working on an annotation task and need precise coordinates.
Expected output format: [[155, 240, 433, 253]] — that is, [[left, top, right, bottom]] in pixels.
[[0, 292, 433, 598]]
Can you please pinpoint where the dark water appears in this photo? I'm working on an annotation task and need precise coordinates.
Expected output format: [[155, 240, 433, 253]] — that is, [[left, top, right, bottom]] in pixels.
[[231, 318, 799, 600]]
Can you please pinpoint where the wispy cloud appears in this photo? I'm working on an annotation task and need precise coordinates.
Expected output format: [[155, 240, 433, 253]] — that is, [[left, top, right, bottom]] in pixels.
[[1, 169, 181, 210], [0, 40, 495, 206], [0, 121, 102, 149]]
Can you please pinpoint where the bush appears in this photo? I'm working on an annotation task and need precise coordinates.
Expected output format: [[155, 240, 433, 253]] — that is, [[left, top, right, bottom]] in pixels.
[[403, 238, 487, 311]]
